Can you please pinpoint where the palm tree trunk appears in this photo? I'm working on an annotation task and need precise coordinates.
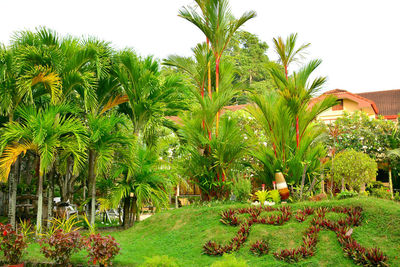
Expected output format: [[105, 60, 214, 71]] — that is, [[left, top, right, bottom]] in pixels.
[[122, 197, 130, 229], [8, 156, 20, 229], [88, 149, 97, 226], [389, 166, 394, 199], [47, 169, 54, 229], [36, 170, 44, 235], [299, 164, 308, 199]]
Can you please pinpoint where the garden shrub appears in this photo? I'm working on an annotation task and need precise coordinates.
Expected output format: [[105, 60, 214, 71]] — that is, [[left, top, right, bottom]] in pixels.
[[85, 233, 120, 267], [394, 192, 400, 201], [39, 229, 83, 265], [336, 190, 359, 199], [210, 254, 249, 267], [254, 190, 268, 204], [140, 255, 179, 267], [332, 150, 377, 191], [0, 223, 28, 264], [232, 177, 251, 202], [370, 187, 392, 199], [267, 190, 281, 203]]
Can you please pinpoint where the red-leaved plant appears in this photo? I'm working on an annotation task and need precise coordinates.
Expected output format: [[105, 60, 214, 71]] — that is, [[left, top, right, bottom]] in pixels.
[[39, 229, 83, 265], [0, 223, 28, 265], [85, 234, 121, 267], [250, 240, 269, 256]]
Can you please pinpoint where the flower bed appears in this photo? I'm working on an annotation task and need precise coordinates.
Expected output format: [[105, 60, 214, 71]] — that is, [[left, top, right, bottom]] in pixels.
[[203, 205, 388, 266]]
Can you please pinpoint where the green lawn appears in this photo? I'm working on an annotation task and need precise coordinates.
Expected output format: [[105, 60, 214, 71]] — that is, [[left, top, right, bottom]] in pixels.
[[21, 197, 400, 266]]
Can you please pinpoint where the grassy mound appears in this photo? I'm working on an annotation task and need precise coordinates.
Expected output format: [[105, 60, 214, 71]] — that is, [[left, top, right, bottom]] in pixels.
[[23, 197, 400, 266]]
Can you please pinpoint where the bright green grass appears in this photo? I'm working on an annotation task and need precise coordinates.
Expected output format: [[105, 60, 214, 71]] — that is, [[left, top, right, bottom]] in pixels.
[[20, 197, 400, 266]]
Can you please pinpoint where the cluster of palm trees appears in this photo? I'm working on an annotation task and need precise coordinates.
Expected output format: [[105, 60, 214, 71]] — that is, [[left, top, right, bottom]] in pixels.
[[0, 28, 184, 232], [0, 0, 338, 233]]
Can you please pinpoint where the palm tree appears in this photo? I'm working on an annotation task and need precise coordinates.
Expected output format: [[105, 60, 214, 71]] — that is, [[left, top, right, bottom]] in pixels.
[[86, 113, 130, 226], [114, 49, 186, 142], [99, 144, 172, 228], [248, 50, 336, 186], [179, 0, 256, 134], [272, 33, 310, 79], [0, 104, 87, 234], [0, 29, 63, 229], [271, 33, 311, 148]]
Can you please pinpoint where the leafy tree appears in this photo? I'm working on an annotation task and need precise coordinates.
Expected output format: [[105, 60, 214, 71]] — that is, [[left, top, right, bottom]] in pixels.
[[223, 30, 278, 100], [332, 149, 378, 191], [327, 111, 400, 194]]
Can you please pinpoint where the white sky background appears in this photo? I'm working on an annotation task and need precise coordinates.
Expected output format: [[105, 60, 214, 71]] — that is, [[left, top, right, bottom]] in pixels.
[[1, 0, 400, 93]]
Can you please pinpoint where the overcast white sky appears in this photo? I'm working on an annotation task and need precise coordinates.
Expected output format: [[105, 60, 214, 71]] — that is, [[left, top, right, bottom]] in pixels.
[[1, 0, 400, 93]]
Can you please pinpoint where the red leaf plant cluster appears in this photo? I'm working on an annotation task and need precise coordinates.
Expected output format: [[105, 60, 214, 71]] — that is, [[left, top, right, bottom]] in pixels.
[[86, 234, 121, 267], [274, 206, 388, 266], [204, 206, 292, 256], [205, 205, 388, 267], [0, 223, 28, 265], [40, 229, 121, 267], [39, 229, 84, 265], [250, 240, 270, 256]]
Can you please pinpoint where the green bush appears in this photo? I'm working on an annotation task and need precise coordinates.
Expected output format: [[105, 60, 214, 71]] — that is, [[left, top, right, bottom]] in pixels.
[[140, 255, 178, 267], [394, 192, 400, 202], [267, 190, 281, 203], [370, 187, 392, 200], [254, 190, 268, 204], [332, 149, 377, 190], [336, 190, 358, 199], [232, 177, 251, 202], [210, 254, 249, 267]]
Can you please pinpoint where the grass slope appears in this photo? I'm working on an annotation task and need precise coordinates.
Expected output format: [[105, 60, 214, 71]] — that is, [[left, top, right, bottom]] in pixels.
[[23, 197, 400, 266]]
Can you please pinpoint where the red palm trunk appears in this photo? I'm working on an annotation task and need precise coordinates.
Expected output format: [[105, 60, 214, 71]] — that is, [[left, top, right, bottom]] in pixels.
[[215, 57, 220, 137], [296, 116, 300, 148]]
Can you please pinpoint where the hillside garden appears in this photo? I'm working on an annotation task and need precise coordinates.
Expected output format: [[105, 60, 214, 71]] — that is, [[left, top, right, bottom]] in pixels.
[[0, 0, 399, 266]]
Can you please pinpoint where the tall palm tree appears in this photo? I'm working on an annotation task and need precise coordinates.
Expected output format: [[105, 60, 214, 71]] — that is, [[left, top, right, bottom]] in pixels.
[[179, 0, 256, 134], [86, 113, 130, 226], [0, 104, 87, 234], [271, 33, 315, 149], [0, 29, 63, 229]]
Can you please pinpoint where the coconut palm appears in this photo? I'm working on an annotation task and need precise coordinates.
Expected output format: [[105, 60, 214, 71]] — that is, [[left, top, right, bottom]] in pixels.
[[0, 104, 87, 234]]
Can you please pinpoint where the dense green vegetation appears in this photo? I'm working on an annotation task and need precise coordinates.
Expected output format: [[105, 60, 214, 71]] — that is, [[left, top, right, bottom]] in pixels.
[[0, 0, 399, 266]]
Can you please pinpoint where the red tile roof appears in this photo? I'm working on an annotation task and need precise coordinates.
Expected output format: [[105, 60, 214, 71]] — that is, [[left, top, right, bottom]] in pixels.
[[357, 89, 400, 116], [309, 89, 379, 114]]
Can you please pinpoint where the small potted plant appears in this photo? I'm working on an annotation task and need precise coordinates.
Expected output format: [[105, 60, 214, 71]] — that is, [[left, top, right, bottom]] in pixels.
[[0, 223, 28, 267]]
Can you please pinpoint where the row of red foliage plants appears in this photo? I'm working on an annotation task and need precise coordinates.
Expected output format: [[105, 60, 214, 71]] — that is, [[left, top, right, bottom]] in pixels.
[[0, 223, 120, 267], [203, 205, 388, 267]]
